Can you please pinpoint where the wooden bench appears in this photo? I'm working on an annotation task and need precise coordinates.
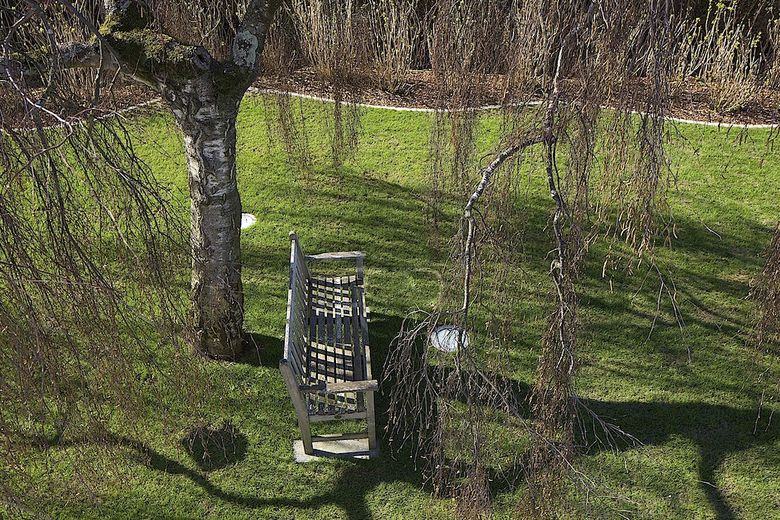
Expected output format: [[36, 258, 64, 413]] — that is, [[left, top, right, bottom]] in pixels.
[[280, 232, 378, 457]]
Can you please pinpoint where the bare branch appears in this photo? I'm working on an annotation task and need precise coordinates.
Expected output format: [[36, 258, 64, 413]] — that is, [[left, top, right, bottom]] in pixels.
[[462, 133, 543, 320]]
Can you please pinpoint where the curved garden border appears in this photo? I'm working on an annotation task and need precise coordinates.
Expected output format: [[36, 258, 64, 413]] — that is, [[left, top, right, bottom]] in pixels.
[[9, 87, 779, 131]]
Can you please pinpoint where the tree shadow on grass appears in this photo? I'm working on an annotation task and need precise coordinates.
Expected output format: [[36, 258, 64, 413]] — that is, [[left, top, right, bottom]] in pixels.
[[150, 315, 424, 519], [434, 366, 777, 520], [126, 435, 389, 519], [585, 396, 779, 520], [22, 428, 420, 520], [234, 331, 284, 367], [229, 310, 774, 519], [18, 312, 777, 519], [129, 434, 405, 520], [181, 421, 248, 472], [227, 232, 773, 519]]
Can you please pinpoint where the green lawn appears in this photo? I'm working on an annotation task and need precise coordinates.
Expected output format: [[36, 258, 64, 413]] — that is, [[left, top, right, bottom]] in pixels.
[[13, 96, 780, 519]]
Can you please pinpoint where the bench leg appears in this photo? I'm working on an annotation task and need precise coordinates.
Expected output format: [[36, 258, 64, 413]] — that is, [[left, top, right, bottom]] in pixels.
[[297, 411, 314, 455], [280, 362, 315, 456], [365, 391, 378, 453]]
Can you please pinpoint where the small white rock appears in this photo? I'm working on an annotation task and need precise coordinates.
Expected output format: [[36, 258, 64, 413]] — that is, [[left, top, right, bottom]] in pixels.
[[430, 325, 468, 353], [241, 213, 257, 230]]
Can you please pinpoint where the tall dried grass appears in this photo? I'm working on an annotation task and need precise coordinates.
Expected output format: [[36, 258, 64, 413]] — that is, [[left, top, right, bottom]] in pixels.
[[289, 0, 362, 83]]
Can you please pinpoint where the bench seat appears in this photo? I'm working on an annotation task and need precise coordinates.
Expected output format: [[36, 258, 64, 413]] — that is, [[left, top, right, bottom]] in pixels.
[[280, 233, 378, 456]]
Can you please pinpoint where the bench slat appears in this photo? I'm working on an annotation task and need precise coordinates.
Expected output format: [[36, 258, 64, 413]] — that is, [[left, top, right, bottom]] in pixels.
[[305, 251, 365, 262]]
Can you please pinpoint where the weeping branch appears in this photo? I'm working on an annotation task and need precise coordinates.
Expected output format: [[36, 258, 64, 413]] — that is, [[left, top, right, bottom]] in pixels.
[[462, 132, 543, 321]]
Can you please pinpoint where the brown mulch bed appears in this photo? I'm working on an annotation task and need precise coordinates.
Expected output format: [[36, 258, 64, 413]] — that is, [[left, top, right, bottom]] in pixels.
[[661, 80, 779, 125], [3, 69, 779, 128], [255, 69, 780, 126]]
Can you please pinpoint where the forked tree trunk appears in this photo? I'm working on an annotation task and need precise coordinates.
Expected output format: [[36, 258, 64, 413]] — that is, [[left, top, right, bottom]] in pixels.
[[166, 81, 245, 358], [40, 0, 283, 357]]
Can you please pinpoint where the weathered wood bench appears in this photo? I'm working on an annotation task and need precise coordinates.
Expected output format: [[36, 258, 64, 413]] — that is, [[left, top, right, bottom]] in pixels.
[[280, 232, 378, 457]]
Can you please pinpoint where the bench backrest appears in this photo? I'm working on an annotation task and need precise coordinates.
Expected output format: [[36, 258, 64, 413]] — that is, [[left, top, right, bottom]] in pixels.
[[283, 233, 310, 383]]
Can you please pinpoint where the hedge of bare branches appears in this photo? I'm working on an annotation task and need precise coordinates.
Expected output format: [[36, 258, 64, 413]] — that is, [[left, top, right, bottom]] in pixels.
[[269, 0, 780, 116]]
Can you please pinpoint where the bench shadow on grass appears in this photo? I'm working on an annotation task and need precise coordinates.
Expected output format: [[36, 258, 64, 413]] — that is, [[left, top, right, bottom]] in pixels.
[[22, 313, 776, 519], [230, 314, 777, 519]]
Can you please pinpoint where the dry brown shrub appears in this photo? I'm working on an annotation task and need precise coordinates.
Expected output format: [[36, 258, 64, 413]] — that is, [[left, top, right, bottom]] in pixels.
[[674, 2, 762, 113], [261, 5, 302, 76], [289, 0, 362, 83], [768, 16, 780, 88], [149, 0, 247, 60], [366, 0, 419, 93]]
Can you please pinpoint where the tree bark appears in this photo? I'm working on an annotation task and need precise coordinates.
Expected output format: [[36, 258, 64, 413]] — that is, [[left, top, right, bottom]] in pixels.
[[41, 0, 282, 358], [165, 80, 244, 358]]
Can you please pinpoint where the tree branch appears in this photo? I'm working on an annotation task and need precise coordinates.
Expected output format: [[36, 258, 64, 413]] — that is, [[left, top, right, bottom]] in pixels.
[[233, 0, 284, 74], [60, 0, 213, 87], [462, 133, 544, 321], [59, 42, 119, 71], [97, 0, 214, 84], [102, 30, 214, 83]]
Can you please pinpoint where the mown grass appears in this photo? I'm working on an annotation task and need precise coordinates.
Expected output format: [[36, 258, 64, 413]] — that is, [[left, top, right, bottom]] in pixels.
[[12, 96, 780, 519]]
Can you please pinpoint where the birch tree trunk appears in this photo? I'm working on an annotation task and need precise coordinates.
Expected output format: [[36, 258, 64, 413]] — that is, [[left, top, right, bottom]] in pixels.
[[166, 81, 245, 358], [36, 0, 282, 358]]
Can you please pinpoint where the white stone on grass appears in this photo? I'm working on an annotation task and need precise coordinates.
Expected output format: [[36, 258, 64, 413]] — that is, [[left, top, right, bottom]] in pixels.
[[293, 435, 377, 463], [241, 213, 257, 230], [430, 325, 468, 353]]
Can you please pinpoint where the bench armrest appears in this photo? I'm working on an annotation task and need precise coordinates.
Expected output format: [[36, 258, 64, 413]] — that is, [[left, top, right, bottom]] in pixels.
[[299, 379, 378, 394], [305, 251, 365, 262]]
